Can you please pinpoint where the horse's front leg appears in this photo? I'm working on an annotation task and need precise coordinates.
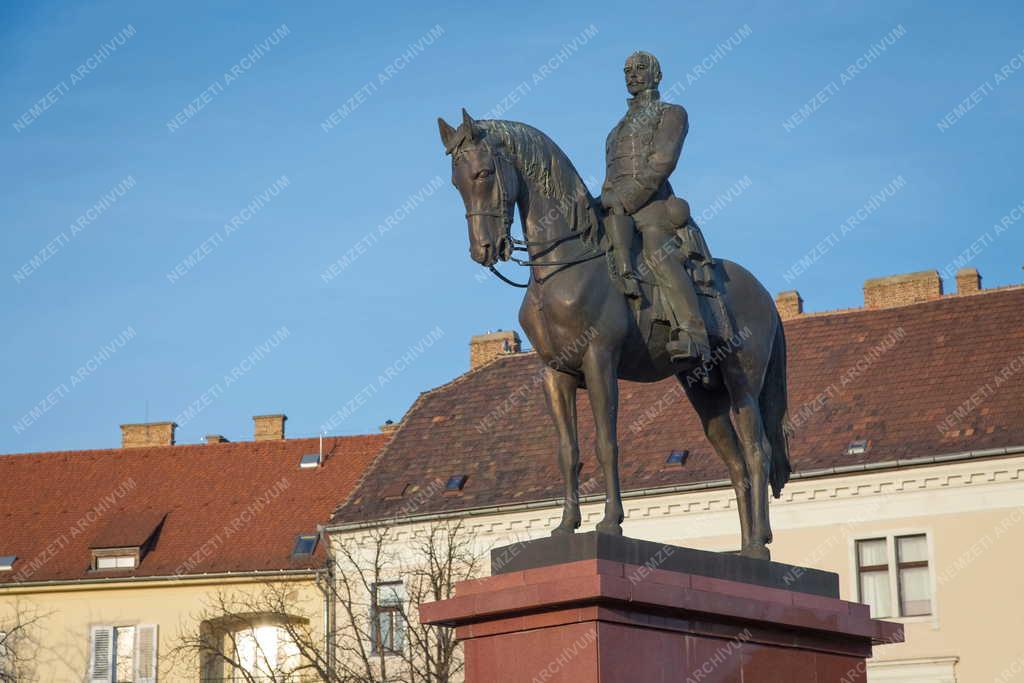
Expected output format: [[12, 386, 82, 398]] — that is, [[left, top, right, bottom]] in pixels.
[[583, 346, 624, 534], [543, 366, 582, 535]]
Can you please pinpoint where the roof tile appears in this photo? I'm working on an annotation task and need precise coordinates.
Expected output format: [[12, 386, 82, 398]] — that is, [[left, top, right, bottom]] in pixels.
[[0, 434, 388, 584]]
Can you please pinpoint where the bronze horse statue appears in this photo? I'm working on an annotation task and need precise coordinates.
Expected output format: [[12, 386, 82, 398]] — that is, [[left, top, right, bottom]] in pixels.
[[438, 110, 790, 559]]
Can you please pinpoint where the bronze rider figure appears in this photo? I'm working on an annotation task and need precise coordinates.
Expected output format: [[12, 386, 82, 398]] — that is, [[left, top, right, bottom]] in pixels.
[[601, 51, 712, 368]]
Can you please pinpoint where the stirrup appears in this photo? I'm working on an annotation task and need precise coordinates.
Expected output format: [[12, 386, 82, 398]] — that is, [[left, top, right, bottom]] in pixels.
[[667, 331, 710, 367]]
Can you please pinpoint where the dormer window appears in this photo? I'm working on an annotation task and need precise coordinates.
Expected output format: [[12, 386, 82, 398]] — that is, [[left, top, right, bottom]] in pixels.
[[88, 511, 166, 573], [0, 555, 16, 572], [93, 549, 139, 571], [846, 439, 870, 455]]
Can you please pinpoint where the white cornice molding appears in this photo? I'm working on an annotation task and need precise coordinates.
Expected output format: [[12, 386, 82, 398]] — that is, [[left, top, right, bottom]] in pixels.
[[332, 453, 1024, 546]]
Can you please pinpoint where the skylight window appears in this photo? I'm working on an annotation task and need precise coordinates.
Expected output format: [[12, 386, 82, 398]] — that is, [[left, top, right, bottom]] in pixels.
[[445, 475, 468, 491], [666, 450, 689, 465], [299, 453, 321, 469], [0, 556, 16, 571], [292, 534, 318, 557], [846, 440, 869, 455]]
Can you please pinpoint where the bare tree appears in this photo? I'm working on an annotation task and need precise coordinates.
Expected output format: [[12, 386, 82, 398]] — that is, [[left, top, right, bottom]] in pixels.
[[0, 600, 48, 683], [329, 520, 482, 683], [168, 520, 482, 683]]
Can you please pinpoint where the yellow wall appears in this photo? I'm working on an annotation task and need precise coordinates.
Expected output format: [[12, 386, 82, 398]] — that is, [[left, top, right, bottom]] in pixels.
[[0, 575, 323, 682]]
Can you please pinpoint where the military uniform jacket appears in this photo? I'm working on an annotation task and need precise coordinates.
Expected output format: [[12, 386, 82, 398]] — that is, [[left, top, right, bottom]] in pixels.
[[603, 90, 688, 215]]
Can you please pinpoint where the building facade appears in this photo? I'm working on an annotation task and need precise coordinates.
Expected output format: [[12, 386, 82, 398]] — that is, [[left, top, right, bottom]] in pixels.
[[0, 417, 388, 682], [328, 269, 1024, 683]]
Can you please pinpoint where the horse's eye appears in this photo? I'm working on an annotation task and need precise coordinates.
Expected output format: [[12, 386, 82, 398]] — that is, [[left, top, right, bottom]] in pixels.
[[475, 169, 492, 180]]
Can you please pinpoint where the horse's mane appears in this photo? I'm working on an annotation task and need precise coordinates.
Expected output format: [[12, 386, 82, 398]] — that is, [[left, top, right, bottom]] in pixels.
[[479, 119, 601, 242]]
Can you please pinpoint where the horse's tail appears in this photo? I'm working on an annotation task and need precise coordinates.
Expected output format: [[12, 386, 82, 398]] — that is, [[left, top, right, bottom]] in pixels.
[[760, 318, 792, 498]]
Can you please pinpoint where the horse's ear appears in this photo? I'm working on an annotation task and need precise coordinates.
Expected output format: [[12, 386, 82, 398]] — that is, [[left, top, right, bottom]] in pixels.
[[462, 108, 482, 142], [438, 117, 457, 153]]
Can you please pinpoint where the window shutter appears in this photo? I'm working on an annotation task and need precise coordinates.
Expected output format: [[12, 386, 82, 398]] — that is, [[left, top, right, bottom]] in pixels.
[[89, 625, 114, 683], [135, 624, 158, 683]]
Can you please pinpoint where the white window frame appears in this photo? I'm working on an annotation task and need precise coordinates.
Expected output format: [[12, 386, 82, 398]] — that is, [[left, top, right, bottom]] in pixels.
[[849, 529, 938, 626], [370, 580, 406, 657], [89, 622, 158, 683], [96, 555, 137, 570]]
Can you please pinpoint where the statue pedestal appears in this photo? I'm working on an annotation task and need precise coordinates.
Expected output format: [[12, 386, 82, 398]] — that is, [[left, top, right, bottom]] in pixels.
[[420, 533, 902, 682]]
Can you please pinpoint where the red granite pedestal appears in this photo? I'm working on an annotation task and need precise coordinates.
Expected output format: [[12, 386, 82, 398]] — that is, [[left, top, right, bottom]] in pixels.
[[420, 535, 902, 682]]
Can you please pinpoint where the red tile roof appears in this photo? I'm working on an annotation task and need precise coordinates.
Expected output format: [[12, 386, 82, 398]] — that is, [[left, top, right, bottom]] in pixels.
[[90, 510, 167, 549], [0, 434, 389, 585], [332, 287, 1024, 525]]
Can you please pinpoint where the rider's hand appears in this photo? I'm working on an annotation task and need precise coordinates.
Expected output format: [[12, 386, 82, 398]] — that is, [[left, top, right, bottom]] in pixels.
[[601, 188, 624, 215]]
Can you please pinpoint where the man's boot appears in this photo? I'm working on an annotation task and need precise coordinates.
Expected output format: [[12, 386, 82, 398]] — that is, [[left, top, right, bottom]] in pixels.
[[656, 258, 712, 368], [605, 213, 641, 298]]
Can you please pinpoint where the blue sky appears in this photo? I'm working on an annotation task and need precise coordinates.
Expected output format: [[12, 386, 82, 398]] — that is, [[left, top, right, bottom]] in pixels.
[[2, 0, 1023, 453]]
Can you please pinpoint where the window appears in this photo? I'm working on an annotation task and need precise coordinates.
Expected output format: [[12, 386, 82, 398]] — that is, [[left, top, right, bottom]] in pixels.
[[896, 535, 931, 617], [856, 534, 932, 618], [96, 555, 137, 570], [445, 475, 467, 492], [89, 624, 157, 683], [845, 439, 869, 455], [666, 450, 689, 465], [0, 556, 15, 572], [92, 548, 140, 571], [371, 581, 405, 655], [234, 625, 299, 681], [856, 538, 892, 618], [291, 534, 318, 557]]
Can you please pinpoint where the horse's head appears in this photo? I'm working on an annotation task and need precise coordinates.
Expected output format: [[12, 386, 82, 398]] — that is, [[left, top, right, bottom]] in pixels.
[[438, 109, 518, 267]]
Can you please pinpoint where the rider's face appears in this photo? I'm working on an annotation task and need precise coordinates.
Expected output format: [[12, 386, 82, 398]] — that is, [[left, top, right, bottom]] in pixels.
[[624, 57, 658, 95]]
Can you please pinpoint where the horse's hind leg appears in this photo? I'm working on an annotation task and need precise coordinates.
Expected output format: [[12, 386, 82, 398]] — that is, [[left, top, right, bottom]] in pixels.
[[679, 377, 753, 552], [582, 346, 624, 535], [543, 367, 582, 535], [721, 370, 774, 559]]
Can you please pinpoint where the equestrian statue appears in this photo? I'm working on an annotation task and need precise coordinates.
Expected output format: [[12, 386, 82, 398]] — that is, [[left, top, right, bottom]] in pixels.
[[437, 51, 791, 560]]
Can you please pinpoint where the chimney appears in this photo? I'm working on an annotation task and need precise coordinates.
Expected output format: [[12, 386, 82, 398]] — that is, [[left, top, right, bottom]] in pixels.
[[121, 422, 176, 448], [205, 434, 229, 444], [379, 419, 400, 433], [775, 290, 803, 320], [470, 330, 522, 370], [253, 414, 286, 440], [955, 267, 982, 294], [863, 270, 942, 309]]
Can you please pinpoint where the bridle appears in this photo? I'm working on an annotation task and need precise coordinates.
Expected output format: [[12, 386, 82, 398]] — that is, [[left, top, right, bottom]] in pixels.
[[458, 139, 604, 288], [458, 139, 515, 231]]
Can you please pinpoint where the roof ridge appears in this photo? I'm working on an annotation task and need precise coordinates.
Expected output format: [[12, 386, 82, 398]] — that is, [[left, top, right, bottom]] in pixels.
[[0, 432, 387, 460], [791, 284, 1024, 320]]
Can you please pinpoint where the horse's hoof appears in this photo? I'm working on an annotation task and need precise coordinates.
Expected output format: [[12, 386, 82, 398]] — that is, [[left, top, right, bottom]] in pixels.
[[551, 524, 577, 536], [595, 521, 623, 536], [741, 545, 771, 561]]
